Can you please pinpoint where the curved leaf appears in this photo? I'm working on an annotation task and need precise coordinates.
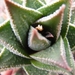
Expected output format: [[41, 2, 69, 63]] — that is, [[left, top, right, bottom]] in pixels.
[[5, 0, 42, 47], [23, 65, 48, 75], [25, 0, 44, 9], [0, 20, 29, 58], [28, 26, 50, 51], [0, 48, 30, 71]]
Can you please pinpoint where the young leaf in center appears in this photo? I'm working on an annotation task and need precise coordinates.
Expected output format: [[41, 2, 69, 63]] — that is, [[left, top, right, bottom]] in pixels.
[[28, 26, 50, 51]]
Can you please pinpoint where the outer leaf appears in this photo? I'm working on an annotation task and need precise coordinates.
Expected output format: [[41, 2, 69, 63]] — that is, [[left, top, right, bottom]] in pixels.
[[30, 37, 71, 71], [5, 0, 42, 47], [0, 20, 29, 58], [64, 37, 75, 75], [25, 0, 44, 9], [0, 47, 30, 71], [23, 65, 48, 75], [61, 0, 72, 38], [67, 23, 75, 49], [36, 4, 65, 41], [37, 0, 65, 16], [31, 60, 69, 74]]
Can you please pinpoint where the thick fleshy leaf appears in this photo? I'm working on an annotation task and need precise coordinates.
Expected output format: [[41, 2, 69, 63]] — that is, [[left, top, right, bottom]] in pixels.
[[64, 37, 75, 73], [0, 47, 30, 71], [36, 4, 65, 41], [0, 20, 29, 58], [61, 0, 72, 38], [67, 23, 75, 49], [28, 26, 50, 51], [5, 0, 42, 47], [30, 37, 71, 71], [23, 65, 49, 75], [31, 60, 69, 74], [37, 0, 65, 16], [25, 0, 44, 9]]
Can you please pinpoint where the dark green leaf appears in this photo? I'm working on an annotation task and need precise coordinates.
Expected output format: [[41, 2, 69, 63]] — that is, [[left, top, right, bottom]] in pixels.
[[37, 0, 65, 16], [0, 48, 30, 70], [67, 23, 75, 48], [5, 0, 42, 47], [23, 65, 48, 75], [0, 20, 29, 58], [25, 0, 44, 9]]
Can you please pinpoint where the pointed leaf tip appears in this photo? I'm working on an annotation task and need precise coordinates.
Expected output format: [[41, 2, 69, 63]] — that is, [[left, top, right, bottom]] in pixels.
[[4, 0, 42, 47]]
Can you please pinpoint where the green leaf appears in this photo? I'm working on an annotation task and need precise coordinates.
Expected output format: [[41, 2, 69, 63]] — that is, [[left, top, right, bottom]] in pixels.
[[28, 26, 50, 51], [37, 0, 65, 16], [30, 37, 71, 71], [64, 37, 75, 71], [36, 4, 65, 41], [23, 65, 49, 75], [5, 0, 42, 47], [67, 23, 75, 49], [61, 0, 72, 38], [25, 0, 44, 9], [11, 0, 23, 5], [0, 47, 30, 70], [0, 20, 29, 58], [31, 60, 68, 74]]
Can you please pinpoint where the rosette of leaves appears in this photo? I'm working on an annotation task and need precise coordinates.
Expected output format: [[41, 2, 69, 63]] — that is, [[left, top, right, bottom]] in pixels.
[[0, 0, 75, 75]]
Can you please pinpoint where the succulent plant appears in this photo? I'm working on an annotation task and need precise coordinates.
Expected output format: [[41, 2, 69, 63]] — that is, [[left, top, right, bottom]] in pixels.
[[0, 0, 75, 75]]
